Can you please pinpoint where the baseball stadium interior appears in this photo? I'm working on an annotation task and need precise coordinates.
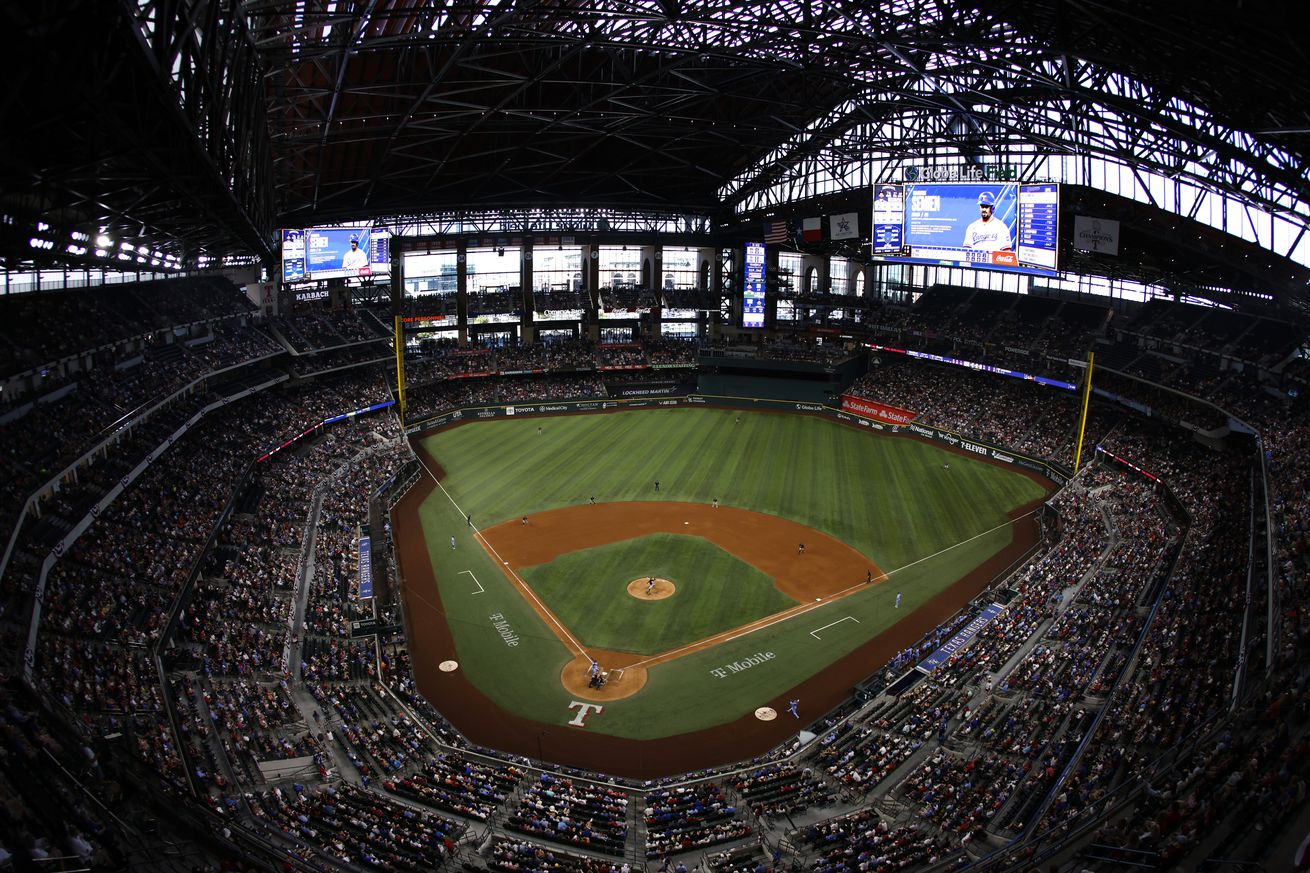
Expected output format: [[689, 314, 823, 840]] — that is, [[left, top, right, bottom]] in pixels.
[[2, 1, 1310, 871]]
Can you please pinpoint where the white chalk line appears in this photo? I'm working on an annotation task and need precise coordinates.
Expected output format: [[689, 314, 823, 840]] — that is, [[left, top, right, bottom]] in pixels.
[[810, 616, 859, 639], [459, 569, 485, 595], [625, 509, 1037, 670], [417, 454, 588, 659]]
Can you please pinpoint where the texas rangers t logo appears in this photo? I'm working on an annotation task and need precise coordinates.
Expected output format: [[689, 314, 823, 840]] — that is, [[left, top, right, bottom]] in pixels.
[[567, 701, 604, 727]]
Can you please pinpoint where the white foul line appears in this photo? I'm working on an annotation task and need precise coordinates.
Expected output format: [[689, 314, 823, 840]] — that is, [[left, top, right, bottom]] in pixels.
[[626, 509, 1038, 670], [416, 453, 588, 658], [459, 570, 485, 595], [810, 616, 859, 639]]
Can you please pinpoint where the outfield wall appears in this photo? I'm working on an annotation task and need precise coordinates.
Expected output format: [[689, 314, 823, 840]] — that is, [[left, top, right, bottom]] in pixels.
[[407, 393, 1072, 486]]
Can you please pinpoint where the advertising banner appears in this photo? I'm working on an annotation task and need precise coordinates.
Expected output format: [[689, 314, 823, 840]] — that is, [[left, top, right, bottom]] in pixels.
[[918, 603, 1006, 672], [841, 394, 917, 424], [605, 379, 696, 398], [358, 536, 373, 599]]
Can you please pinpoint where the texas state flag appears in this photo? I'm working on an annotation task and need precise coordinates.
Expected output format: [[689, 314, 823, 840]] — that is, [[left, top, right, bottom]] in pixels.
[[801, 217, 822, 243]]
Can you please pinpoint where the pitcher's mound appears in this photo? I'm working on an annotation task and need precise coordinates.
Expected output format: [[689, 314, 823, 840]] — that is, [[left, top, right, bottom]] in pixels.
[[627, 577, 675, 600]]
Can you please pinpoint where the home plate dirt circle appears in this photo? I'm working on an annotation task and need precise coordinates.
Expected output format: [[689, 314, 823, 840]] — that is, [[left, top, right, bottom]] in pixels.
[[626, 577, 676, 600], [560, 654, 648, 701]]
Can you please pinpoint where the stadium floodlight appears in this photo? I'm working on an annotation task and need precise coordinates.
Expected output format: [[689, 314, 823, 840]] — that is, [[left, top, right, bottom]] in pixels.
[[96, 234, 112, 248], [120, 242, 135, 252]]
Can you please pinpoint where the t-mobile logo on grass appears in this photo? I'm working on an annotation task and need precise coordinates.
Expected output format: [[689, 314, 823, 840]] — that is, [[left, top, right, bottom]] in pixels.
[[710, 651, 776, 679], [567, 701, 604, 727], [488, 613, 519, 647]]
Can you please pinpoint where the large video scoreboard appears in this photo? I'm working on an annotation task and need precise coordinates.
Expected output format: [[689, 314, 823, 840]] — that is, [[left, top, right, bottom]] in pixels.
[[282, 225, 391, 283], [742, 241, 766, 328], [872, 182, 1060, 276]]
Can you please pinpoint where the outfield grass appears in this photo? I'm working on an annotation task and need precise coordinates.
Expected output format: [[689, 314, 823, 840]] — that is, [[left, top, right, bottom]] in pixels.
[[519, 534, 797, 655], [421, 408, 1045, 571], [412, 407, 1052, 738]]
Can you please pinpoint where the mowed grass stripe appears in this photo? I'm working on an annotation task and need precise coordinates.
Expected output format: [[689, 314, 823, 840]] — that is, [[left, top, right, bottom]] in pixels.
[[520, 534, 796, 655], [455, 416, 585, 515], [421, 409, 1047, 572]]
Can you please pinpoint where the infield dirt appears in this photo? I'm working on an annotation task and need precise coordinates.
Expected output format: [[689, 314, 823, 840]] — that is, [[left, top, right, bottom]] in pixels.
[[482, 503, 883, 700]]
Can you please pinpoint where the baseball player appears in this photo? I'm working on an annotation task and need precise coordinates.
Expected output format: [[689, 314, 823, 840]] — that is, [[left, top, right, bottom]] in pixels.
[[341, 234, 369, 270], [962, 192, 1012, 251]]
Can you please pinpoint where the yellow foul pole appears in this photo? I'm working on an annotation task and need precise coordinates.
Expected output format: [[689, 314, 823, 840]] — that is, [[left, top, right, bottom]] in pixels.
[[1073, 350, 1095, 473], [394, 315, 407, 426]]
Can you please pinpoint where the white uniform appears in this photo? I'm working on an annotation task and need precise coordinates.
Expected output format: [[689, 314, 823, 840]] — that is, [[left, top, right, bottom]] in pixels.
[[342, 245, 368, 270], [963, 216, 1012, 251]]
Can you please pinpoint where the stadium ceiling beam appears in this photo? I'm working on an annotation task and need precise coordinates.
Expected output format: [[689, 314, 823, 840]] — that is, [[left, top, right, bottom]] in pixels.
[[311, 0, 381, 212], [247, 0, 1306, 234], [123, 0, 276, 262], [724, 60, 1307, 224], [381, 205, 710, 238], [425, 45, 760, 203], [354, 2, 550, 211]]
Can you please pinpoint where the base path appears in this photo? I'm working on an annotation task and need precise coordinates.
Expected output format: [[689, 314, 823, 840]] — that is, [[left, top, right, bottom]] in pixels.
[[483, 501, 879, 605], [487, 503, 881, 701]]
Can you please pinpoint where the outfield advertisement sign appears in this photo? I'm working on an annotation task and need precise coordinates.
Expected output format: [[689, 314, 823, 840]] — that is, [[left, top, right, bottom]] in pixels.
[[408, 395, 695, 432], [917, 603, 1005, 672], [840, 394, 917, 424], [605, 379, 696, 398], [839, 403, 1070, 484]]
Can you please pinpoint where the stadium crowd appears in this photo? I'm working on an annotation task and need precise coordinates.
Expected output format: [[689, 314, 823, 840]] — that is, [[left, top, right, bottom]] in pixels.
[[3, 279, 1309, 873]]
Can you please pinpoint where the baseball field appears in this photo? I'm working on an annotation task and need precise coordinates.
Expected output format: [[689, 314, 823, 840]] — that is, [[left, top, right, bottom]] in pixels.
[[392, 406, 1053, 776]]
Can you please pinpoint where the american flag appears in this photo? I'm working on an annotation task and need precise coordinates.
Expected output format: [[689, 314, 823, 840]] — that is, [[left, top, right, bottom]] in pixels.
[[763, 220, 789, 245]]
